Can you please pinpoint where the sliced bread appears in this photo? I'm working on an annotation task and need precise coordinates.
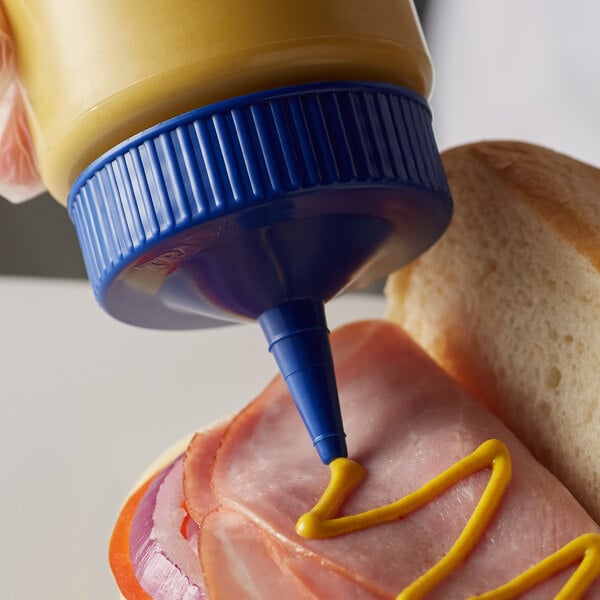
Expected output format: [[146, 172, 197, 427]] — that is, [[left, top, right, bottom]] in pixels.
[[386, 141, 600, 521]]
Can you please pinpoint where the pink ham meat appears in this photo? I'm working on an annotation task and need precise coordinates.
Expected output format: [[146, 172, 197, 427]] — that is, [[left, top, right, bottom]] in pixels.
[[184, 320, 600, 599], [183, 421, 229, 525], [200, 508, 382, 600]]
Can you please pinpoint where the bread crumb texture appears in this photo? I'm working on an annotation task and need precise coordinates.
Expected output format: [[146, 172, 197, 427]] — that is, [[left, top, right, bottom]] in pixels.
[[386, 141, 600, 522]]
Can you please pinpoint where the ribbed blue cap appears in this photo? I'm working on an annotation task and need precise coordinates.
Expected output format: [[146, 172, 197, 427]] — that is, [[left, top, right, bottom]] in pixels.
[[67, 80, 451, 328], [67, 81, 452, 464]]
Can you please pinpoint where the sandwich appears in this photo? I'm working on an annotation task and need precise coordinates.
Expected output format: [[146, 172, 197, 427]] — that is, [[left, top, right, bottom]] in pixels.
[[110, 142, 600, 599]]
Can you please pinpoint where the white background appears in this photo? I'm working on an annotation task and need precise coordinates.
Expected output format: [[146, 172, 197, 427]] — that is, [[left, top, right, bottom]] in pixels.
[[428, 0, 600, 167], [0, 278, 384, 599]]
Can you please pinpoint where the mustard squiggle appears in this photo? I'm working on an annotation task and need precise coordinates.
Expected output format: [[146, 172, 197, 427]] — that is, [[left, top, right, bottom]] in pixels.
[[295, 439, 600, 599], [468, 533, 600, 600]]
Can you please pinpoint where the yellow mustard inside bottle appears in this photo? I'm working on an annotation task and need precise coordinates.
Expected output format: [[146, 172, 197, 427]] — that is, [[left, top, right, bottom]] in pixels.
[[4, 0, 432, 204]]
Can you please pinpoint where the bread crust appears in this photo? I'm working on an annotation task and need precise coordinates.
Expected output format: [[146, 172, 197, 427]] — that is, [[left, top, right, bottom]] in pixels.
[[386, 141, 600, 521]]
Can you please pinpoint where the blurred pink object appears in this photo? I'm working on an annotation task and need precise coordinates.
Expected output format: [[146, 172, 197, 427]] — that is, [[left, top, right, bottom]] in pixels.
[[0, 7, 43, 203]]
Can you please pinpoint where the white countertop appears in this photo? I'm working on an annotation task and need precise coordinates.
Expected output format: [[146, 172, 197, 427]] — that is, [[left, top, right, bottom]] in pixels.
[[0, 276, 385, 600]]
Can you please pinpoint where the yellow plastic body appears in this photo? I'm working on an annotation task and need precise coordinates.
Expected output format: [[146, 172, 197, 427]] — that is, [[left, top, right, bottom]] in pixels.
[[3, 0, 432, 204]]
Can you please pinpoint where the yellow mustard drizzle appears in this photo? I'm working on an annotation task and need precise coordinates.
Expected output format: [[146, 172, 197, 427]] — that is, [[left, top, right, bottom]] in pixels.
[[295, 439, 600, 599]]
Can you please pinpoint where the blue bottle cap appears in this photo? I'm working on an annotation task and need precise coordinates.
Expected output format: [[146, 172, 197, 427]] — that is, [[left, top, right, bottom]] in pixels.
[[67, 80, 452, 463], [68, 81, 451, 327]]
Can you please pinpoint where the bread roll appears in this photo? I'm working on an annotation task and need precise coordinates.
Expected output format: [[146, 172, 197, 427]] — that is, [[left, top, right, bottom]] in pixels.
[[386, 141, 600, 522]]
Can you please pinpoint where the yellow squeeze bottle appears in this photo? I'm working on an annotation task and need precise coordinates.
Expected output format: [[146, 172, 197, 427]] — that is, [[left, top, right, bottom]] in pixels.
[[4, 1, 452, 464]]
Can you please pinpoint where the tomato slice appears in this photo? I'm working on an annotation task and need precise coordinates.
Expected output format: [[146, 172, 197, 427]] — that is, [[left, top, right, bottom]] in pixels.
[[109, 477, 155, 600]]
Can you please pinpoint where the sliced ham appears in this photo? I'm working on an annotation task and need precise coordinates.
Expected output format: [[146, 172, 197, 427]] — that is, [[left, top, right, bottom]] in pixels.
[[184, 320, 600, 599], [283, 551, 383, 600], [199, 507, 382, 600], [199, 508, 313, 599], [183, 421, 229, 526]]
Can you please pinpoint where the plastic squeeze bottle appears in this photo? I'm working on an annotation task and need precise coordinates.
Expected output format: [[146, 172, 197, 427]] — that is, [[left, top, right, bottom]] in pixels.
[[4, 0, 452, 464]]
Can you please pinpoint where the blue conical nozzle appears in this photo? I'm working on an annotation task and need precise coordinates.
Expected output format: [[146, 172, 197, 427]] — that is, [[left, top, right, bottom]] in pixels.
[[258, 298, 347, 464]]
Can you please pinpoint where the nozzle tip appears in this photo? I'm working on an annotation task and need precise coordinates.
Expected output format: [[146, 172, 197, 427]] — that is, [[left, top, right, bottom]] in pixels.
[[259, 298, 348, 465], [314, 433, 348, 464]]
